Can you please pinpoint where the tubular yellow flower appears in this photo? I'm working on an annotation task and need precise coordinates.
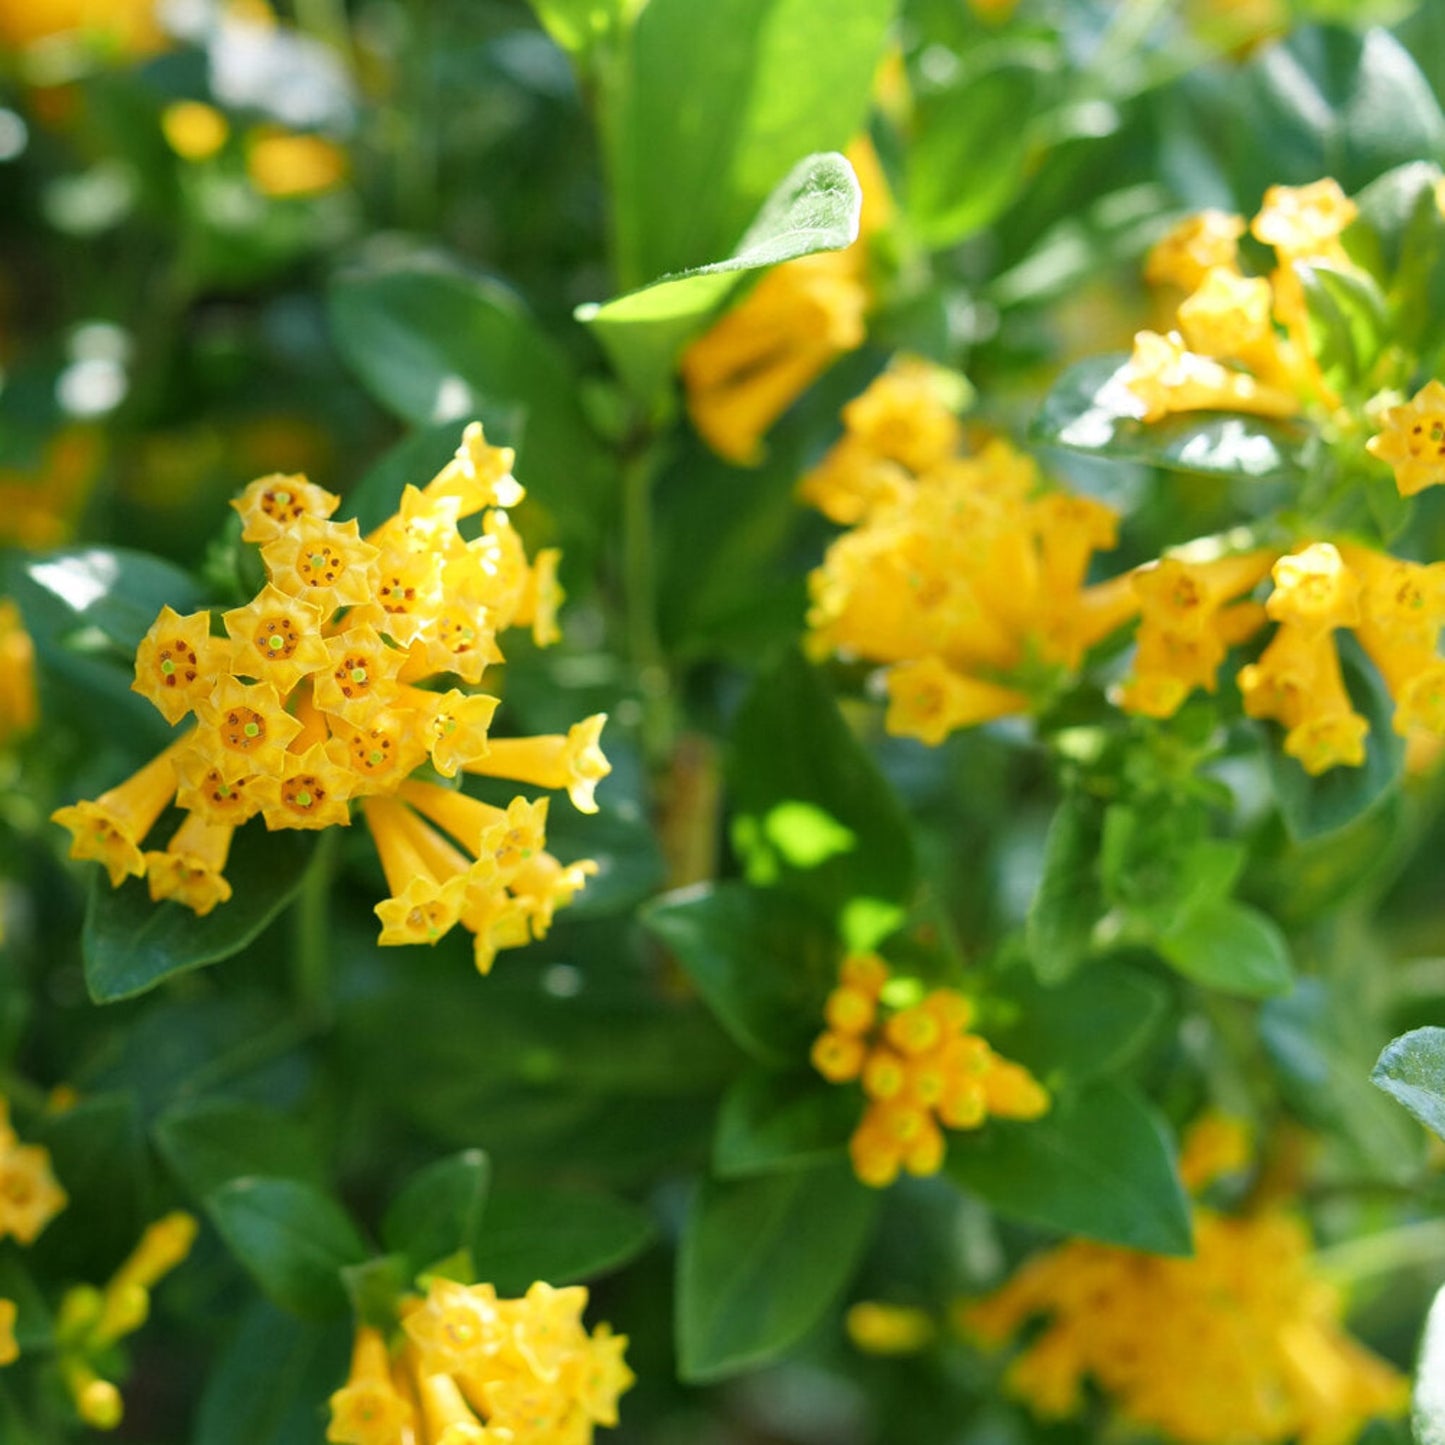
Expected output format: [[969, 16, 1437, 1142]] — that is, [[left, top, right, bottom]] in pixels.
[[261, 516, 380, 614], [132, 605, 225, 724], [1133, 550, 1276, 635], [144, 812, 234, 915], [417, 1369, 488, 1443], [1366, 379, 1445, 497], [261, 745, 354, 831], [399, 781, 547, 879], [52, 737, 187, 886], [1266, 544, 1362, 637], [193, 677, 304, 780], [172, 752, 264, 829], [1031, 492, 1119, 597], [517, 547, 564, 648], [796, 437, 912, 525], [358, 548, 444, 647], [0, 1120, 67, 1245], [840, 360, 963, 475], [313, 623, 407, 724], [404, 1279, 507, 1376], [91, 1211, 197, 1348], [405, 688, 500, 779], [327, 710, 432, 790], [466, 715, 611, 814], [231, 473, 340, 544], [327, 1326, 414, 1445], [1123, 330, 1300, 423], [426, 420, 524, 515], [509, 851, 598, 939], [1144, 210, 1246, 292], [64, 1359, 123, 1432], [221, 584, 329, 694], [0, 599, 37, 745], [884, 656, 1030, 745], [1252, 179, 1358, 259], [364, 798, 470, 947], [1178, 266, 1291, 380]]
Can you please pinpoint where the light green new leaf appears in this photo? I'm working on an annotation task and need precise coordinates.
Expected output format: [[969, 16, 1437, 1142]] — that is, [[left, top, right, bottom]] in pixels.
[[206, 1178, 369, 1318], [677, 1161, 878, 1381], [83, 824, 318, 1003], [1026, 791, 1103, 984], [946, 1080, 1192, 1255], [470, 1186, 655, 1296], [604, 0, 892, 287], [577, 151, 861, 404], [1159, 900, 1294, 998], [1032, 356, 1308, 481], [1372, 1027, 1445, 1141], [908, 61, 1045, 249]]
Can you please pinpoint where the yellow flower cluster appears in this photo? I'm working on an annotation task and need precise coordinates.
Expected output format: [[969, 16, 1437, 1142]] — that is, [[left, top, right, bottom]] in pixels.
[[681, 139, 891, 466], [801, 361, 1133, 744], [1126, 179, 1358, 424], [56, 1211, 198, 1431], [962, 1116, 1407, 1445], [810, 955, 1049, 1188], [327, 1277, 633, 1445], [51, 423, 610, 974]]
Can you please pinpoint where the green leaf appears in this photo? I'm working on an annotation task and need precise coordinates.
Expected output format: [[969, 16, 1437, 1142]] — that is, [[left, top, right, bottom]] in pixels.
[[327, 256, 608, 548], [604, 0, 893, 286], [341, 1255, 411, 1331], [528, 0, 638, 59], [1372, 1027, 1445, 1141], [988, 963, 1168, 1085], [0, 1252, 52, 1351], [1298, 261, 1388, 393], [470, 1186, 655, 1296], [728, 650, 915, 933], [205, 1178, 369, 1318], [908, 61, 1044, 249], [1158, 900, 1294, 998], [1416, 1280, 1445, 1445], [677, 1161, 878, 1381], [382, 1150, 492, 1275], [154, 1098, 327, 1200], [83, 823, 318, 1003], [1263, 632, 1405, 840], [713, 1068, 857, 1177], [945, 1080, 1192, 1255], [578, 151, 861, 404], [1026, 792, 1103, 984], [32, 1093, 147, 1281], [641, 882, 835, 1067], [193, 1301, 349, 1445], [1032, 356, 1308, 481]]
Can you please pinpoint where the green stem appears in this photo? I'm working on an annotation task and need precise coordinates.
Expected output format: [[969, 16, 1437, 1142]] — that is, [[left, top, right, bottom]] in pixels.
[[621, 438, 674, 768], [293, 830, 339, 1026], [1314, 1218, 1445, 1286]]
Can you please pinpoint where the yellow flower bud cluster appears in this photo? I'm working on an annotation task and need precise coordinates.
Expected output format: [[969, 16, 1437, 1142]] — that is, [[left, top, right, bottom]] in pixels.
[[1126, 179, 1359, 424], [810, 955, 1049, 1189], [962, 1117, 1406, 1445], [800, 361, 1132, 745], [51, 423, 611, 975], [56, 1211, 199, 1432], [681, 139, 891, 467], [327, 1277, 633, 1445]]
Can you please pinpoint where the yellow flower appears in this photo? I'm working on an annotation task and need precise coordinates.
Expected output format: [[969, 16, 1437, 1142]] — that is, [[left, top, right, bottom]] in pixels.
[[1252, 179, 1358, 259], [0, 1298, 16, 1367], [1123, 330, 1300, 424], [312, 623, 407, 724], [1366, 379, 1445, 497], [261, 516, 380, 614], [261, 745, 355, 831], [426, 421, 524, 514], [398, 781, 547, 882], [840, 360, 963, 475], [846, 1301, 935, 1356], [466, 715, 612, 814], [884, 656, 1030, 745], [0, 0, 165, 53], [192, 677, 305, 781], [416, 1369, 487, 1444], [144, 813, 234, 916], [230, 473, 341, 544], [91, 1212, 197, 1348], [812, 958, 1047, 1189], [0, 600, 37, 745], [221, 585, 329, 696], [404, 1279, 507, 1376], [1144, 211, 1246, 292], [51, 738, 187, 886], [133, 605, 229, 724], [327, 1327, 413, 1445], [364, 797, 473, 948], [1178, 1111, 1252, 1193], [1267, 543, 1363, 637], [161, 101, 229, 162], [171, 755, 264, 829], [247, 128, 349, 199]]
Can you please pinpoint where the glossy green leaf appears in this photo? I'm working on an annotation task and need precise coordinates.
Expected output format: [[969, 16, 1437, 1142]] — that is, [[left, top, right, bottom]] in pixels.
[[641, 882, 836, 1067], [988, 963, 1168, 1085], [154, 1098, 327, 1200], [1372, 1027, 1445, 1141], [327, 257, 607, 545], [528, 0, 639, 58], [83, 824, 318, 1003], [1032, 356, 1308, 481], [604, 0, 892, 286], [945, 1080, 1192, 1255], [1264, 634, 1405, 840], [728, 650, 915, 932], [1158, 900, 1294, 998], [341, 1255, 411, 1331], [1026, 792, 1103, 984], [193, 1301, 349, 1445], [471, 1186, 655, 1296], [713, 1068, 857, 1177], [578, 151, 861, 404], [205, 1178, 369, 1318], [677, 1161, 878, 1381], [1298, 261, 1388, 393], [382, 1150, 492, 1275], [908, 62, 1044, 248]]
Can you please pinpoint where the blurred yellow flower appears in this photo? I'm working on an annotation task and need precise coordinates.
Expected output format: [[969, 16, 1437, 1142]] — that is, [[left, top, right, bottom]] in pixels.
[[246, 128, 349, 199], [161, 100, 229, 162], [0, 0, 164, 54]]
